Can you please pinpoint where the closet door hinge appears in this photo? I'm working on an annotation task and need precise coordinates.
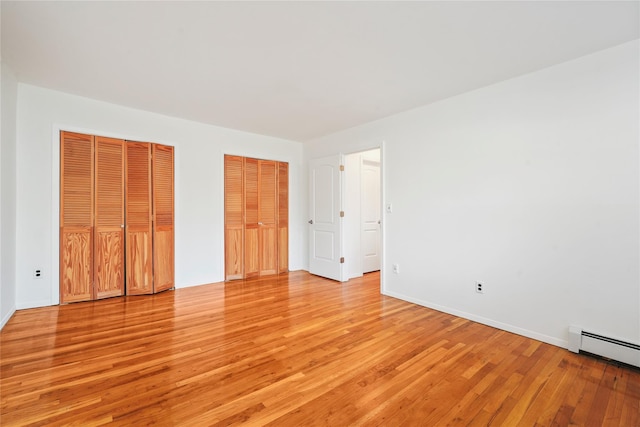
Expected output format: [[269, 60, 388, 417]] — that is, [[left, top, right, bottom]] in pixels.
[[340, 211, 344, 218], [340, 257, 345, 264], [340, 165, 344, 172]]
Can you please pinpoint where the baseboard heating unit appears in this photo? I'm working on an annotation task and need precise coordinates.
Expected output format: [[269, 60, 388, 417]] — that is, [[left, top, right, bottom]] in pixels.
[[568, 326, 640, 368]]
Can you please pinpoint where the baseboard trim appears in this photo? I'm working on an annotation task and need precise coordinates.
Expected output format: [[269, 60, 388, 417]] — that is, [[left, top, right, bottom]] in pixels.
[[1, 306, 16, 329], [382, 289, 567, 349], [16, 299, 53, 310]]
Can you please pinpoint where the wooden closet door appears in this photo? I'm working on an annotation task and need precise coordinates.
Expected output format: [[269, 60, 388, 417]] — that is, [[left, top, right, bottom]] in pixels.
[[259, 160, 278, 276], [94, 136, 125, 299], [224, 155, 244, 280], [126, 142, 153, 294], [152, 144, 175, 292], [60, 131, 94, 303], [278, 162, 289, 273], [244, 158, 260, 278]]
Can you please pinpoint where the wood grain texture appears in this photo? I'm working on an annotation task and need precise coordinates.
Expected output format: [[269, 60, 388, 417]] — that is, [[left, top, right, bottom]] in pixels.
[[152, 144, 174, 292], [278, 226, 288, 274], [94, 230, 124, 299], [278, 162, 288, 273], [60, 131, 94, 227], [94, 137, 125, 299], [224, 155, 244, 226], [258, 160, 277, 277], [153, 228, 173, 293], [225, 156, 288, 280], [244, 157, 259, 226], [258, 160, 277, 225], [225, 155, 245, 280], [94, 137, 124, 228], [2, 272, 638, 426], [125, 142, 152, 228], [59, 229, 92, 303], [60, 132, 94, 303], [126, 142, 153, 295], [126, 231, 153, 294], [152, 144, 174, 228], [225, 226, 244, 280], [259, 225, 277, 275], [245, 227, 259, 278]]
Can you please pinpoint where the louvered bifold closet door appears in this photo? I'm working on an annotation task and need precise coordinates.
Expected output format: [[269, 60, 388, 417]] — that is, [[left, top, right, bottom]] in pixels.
[[152, 144, 175, 292], [94, 137, 125, 299], [278, 162, 289, 273], [60, 132, 94, 303], [244, 158, 260, 278], [126, 142, 153, 294], [259, 160, 278, 276], [224, 155, 244, 280]]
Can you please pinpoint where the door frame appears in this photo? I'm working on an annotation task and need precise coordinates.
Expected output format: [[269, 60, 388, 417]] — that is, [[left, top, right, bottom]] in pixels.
[[307, 141, 386, 294], [360, 152, 381, 274]]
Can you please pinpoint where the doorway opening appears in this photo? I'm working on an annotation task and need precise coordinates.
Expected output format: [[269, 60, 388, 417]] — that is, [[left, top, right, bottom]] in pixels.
[[308, 146, 383, 289], [344, 148, 381, 281]]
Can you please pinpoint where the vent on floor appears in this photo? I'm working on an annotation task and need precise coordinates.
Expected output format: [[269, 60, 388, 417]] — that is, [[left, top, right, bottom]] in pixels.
[[568, 326, 640, 368]]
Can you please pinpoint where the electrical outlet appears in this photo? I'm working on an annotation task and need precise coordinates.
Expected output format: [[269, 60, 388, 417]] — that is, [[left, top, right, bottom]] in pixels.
[[34, 269, 42, 279], [392, 264, 399, 274], [476, 282, 483, 293]]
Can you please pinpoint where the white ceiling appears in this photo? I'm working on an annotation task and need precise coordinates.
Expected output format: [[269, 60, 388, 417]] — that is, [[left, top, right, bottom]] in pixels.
[[2, 1, 638, 142]]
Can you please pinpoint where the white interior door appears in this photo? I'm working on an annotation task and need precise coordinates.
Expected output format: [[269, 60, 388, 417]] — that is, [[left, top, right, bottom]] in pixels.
[[309, 155, 344, 281], [361, 158, 381, 273]]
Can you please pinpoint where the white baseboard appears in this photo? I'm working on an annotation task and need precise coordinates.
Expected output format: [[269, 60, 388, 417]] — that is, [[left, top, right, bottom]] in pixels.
[[1, 306, 16, 329], [382, 289, 567, 349], [16, 299, 53, 310]]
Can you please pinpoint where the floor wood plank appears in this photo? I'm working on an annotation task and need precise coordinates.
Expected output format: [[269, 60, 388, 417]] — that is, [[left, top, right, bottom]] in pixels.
[[1, 271, 638, 426]]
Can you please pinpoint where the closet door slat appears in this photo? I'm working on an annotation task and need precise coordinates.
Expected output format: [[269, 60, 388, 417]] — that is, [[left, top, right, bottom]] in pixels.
[[278, 162, 289, 273], [94, 136, 125, 299], [152, 144, 175, 292], [244, 157, 260, 278], [60, 131, 94, 303], [258, 160, 278, 276], [224, 155, 244, 280], [126, 141, 153, 294]]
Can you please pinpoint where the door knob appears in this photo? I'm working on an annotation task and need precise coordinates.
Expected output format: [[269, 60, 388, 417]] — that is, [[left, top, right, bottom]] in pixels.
[[308, 219, 313, 224]]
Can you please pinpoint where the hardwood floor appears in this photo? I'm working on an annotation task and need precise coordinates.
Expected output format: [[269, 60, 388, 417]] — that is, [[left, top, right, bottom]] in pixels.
[[1, 271, 638, 426]]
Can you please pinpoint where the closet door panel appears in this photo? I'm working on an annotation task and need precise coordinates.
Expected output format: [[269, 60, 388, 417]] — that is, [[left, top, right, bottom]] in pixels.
[[225, 226, 243, 280], [260, 226, 277, 275], [94, 231, 123, 298], [153, 144, 175, 292], [154, 230, 173, 291], [60, 131, 94, 303], [278, 162, 289, 273], [60, 228, 92, 302], [224, 155, 244, 280], [126, 142, 153, 294], [244, 158, 259, 278], [259, 160, 278, 276], [245, 228, 259, 277], [94, 136, 125, 299]]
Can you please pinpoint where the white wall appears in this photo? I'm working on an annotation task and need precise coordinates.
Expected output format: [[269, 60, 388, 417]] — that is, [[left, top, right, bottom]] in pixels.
[[1, 62, 18, 327], [305, 40, 640, 348], [15, 84, 304, 309]]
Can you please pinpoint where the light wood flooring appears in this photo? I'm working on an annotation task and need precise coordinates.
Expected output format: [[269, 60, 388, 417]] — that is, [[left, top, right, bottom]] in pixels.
[[1, 271, 639, 426]]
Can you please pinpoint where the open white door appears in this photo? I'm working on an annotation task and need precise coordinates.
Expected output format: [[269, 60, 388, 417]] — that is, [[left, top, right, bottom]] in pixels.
[[361, 157, 381, 273], [309, 155, 344, 281]]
